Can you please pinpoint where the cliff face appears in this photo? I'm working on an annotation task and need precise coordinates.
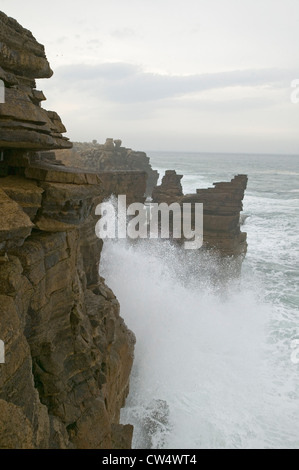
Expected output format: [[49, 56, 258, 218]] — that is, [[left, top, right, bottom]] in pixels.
[[0, 11, 145, 449], [0, 171, 139, 449], [55, 138, 159, 197]]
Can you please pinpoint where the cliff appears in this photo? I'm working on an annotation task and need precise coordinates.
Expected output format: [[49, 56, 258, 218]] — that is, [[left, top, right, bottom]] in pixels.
[[0, 11, 146, 449], [55, 138, 159, 197], [0, 169, 144, 449], [0, 10, 249, 449]]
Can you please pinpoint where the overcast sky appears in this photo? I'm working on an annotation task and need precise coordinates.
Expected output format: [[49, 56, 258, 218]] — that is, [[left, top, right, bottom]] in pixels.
[[1, 0, 299, 153]]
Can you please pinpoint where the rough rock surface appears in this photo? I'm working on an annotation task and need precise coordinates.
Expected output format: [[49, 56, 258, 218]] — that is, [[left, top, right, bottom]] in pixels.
[[182, 174, 248, 257], [0, 11, 71, 151], [152, 170, 183, 204], [55, 138, 159, 197], [152, 170, 248, 258], [0, 12, 141, 449], [0, 172, 138, 448]]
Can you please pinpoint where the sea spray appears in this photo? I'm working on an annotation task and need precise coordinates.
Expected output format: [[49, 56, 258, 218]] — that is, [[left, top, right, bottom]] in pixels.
[[100, 236, 299, 449], [100, 151, 299, 448]]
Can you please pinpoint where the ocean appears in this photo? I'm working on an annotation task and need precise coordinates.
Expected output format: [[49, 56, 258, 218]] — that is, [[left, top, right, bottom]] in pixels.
[[101, 152, 299, 449]]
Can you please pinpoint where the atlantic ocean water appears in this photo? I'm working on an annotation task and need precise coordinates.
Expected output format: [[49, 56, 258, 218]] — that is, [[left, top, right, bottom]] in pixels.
[[101, 152, 299, 449]]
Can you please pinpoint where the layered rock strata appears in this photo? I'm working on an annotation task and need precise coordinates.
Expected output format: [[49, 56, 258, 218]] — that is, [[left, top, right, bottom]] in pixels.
[[0, 168, 141, 449], [152, 170, 248, 258], [0, 11, 143, 449], [0, 12, 71, 151], [55, 138, 159, 197]]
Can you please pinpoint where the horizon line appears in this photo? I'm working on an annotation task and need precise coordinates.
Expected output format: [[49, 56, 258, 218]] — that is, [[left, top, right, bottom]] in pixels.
[[145, 150, 299, 157]]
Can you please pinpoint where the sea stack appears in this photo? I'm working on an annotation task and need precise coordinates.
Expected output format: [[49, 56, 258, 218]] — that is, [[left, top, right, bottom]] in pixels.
[[152, 170, 248, 259]]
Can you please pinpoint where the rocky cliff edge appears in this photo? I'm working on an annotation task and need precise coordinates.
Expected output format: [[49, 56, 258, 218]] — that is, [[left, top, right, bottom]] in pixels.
[[0, 11, 145, 449]]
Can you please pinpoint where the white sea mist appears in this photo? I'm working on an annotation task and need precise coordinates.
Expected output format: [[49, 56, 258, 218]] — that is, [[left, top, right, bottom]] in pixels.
[[100, 236, 298, 449]]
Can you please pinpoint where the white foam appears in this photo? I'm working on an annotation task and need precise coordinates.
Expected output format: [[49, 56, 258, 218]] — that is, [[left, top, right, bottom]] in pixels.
[[101, 237, 299, 449]]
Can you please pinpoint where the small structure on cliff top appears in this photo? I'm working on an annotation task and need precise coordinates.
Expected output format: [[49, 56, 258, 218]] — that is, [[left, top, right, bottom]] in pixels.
[[55, 138, 159, 197]]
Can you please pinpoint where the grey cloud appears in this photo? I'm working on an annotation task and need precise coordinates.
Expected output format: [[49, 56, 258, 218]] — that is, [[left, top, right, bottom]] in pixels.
[[161, 95, 281, 113], [55, 62, 140, 82], [57, 36, 67, 43], [53, 63, 296, 104], [111, 28, 136, 39], [87, 38, 102, 45]]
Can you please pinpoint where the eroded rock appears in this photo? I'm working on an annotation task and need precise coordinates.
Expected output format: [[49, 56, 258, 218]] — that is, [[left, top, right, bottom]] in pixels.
[[55, 139, 159, 197], [0, 12, 138, 449], [152, 170, 248, 259], [0, 11, 71, 152]]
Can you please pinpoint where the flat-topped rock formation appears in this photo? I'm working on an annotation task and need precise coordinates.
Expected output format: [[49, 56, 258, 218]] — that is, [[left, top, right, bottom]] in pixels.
[[183, 174, 248, 257], [152, 170, 248, 258], [0, 12, 142, 449], [55, 138, 159, 197]]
